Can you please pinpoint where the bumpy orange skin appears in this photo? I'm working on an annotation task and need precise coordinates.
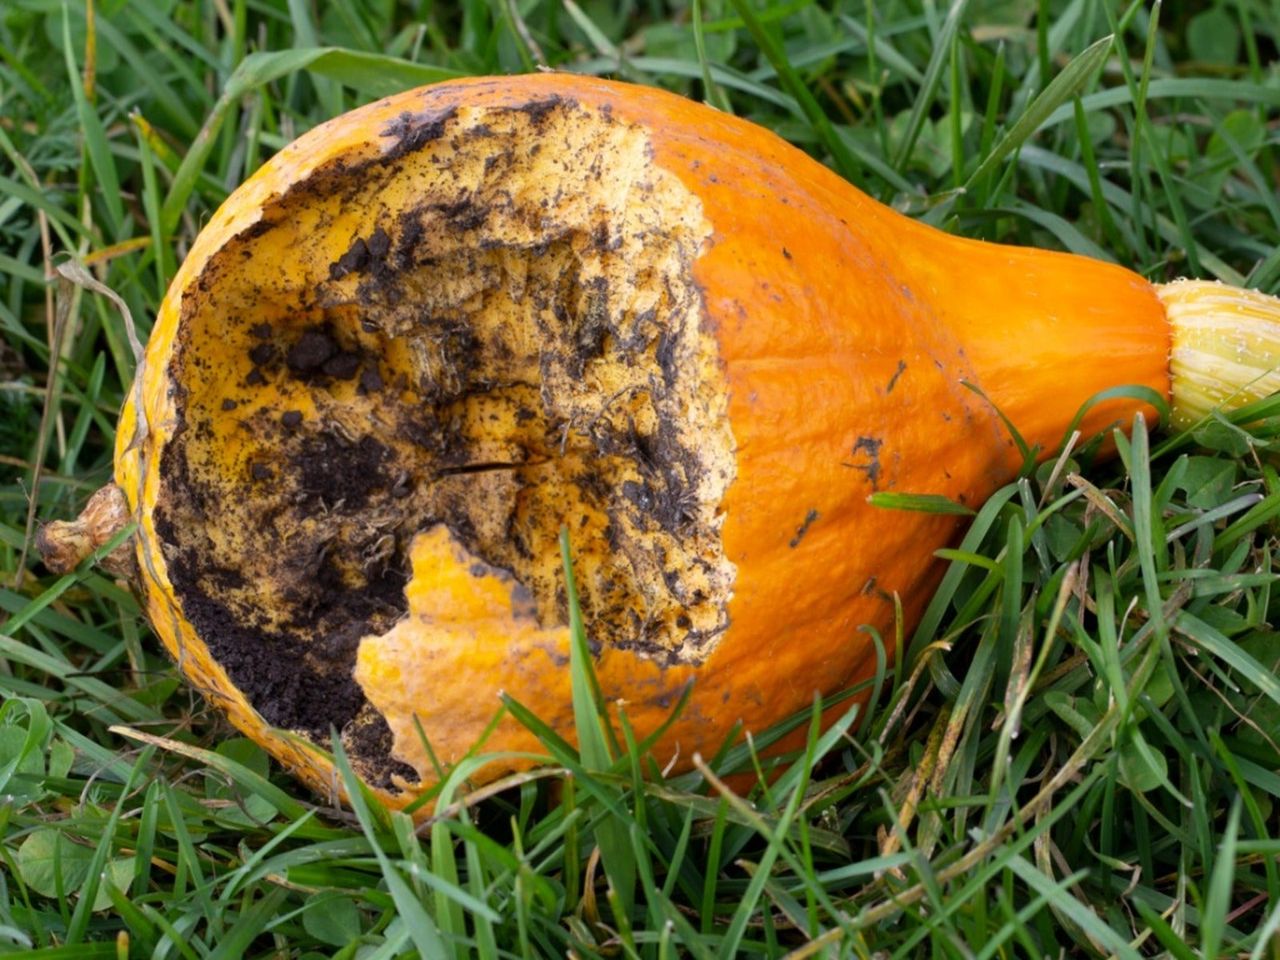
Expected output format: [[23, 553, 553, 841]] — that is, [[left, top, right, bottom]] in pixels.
[[117, 75, 1170, 809]]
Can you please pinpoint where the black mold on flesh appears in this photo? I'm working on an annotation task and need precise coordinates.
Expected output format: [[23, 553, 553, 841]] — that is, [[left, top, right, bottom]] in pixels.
[[789, 508, 819, 548], [379, 106, 458, 164], [849, 435, 884, 490], [886, 359, 907, 393]]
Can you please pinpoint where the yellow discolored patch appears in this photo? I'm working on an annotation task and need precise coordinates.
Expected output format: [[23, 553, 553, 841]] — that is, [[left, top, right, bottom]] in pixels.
[[151, 95, 736, 787]]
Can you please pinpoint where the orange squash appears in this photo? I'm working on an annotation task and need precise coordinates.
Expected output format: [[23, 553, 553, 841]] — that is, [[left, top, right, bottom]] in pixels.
[[41, 74, 1280, 810]]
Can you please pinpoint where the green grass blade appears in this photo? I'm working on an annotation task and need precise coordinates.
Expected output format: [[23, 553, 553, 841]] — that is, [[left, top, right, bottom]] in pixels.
[[966, 34, 1111, 190]]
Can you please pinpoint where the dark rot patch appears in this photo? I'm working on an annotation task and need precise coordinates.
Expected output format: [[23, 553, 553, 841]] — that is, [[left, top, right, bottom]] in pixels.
[[293, 433, 391, 510], [330, 228, 392, 281], [330, 237, 370, 280], [788, 508, 820, 548], [162, 564, 366, 733], [848, 435, 884, 490], [248, 343, 275, 366], [281, 410, 303, 429], [347, 711, 418, 787], [428, 195, 492, 233], [886, 359, 907, 393], [322, 352, 361, 379], [366, 226, 391, 259], [286, 330, 336, 374], [379, 106, 458, 163], [520, 95, 564, 126], [655, 330, 677, 387]]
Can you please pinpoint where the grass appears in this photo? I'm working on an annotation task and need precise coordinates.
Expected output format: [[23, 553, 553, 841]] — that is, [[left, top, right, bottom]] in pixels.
[[2, 0, 1280, 955]]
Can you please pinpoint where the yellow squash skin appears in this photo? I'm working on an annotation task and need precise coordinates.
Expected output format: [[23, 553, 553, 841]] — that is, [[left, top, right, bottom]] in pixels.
[[115, 74, 1170, 810]]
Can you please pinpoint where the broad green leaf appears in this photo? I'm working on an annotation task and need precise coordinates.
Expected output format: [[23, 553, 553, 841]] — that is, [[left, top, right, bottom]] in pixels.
[[1117, 730, 1168, 792], [1176, 457, 1238, 509], [18, 829, 93, 899], [1187, 7, 1240, 65], [303, 893, 364, 947], [88, 858, 136, 913]]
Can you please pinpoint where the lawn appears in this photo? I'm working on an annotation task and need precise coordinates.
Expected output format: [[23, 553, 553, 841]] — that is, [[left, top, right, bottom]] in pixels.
[[2, 0, 1280, 956]]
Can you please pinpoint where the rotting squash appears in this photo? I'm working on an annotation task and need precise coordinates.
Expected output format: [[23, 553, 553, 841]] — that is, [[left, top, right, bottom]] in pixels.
[[40, 74, 1280, 811]]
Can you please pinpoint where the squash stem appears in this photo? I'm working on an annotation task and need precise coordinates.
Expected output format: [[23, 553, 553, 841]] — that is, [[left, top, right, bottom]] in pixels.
[[1158, 279, 1280, 431], [36, 483, 136, 579]]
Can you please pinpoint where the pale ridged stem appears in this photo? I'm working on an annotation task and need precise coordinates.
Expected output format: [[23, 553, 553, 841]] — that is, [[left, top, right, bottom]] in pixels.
[[1158, 279, 1280, 431]]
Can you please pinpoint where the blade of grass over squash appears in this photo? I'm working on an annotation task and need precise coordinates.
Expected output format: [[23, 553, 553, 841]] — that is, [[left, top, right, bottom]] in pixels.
[[560, 528, 613, 771], [559, 527, 635, 920], [329, 736, 449, 958], [867, 492, 976, 515], [961, 379, 1037, 468], [904, 483, 1020, 667]]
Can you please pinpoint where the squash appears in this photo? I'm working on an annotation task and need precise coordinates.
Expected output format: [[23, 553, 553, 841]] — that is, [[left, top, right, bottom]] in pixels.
[[40, 74, 1280, 810]]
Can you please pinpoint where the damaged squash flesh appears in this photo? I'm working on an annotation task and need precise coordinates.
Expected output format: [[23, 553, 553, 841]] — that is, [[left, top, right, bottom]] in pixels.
[[150, 96, 738, 788], [60, 75, 1278, 806]]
